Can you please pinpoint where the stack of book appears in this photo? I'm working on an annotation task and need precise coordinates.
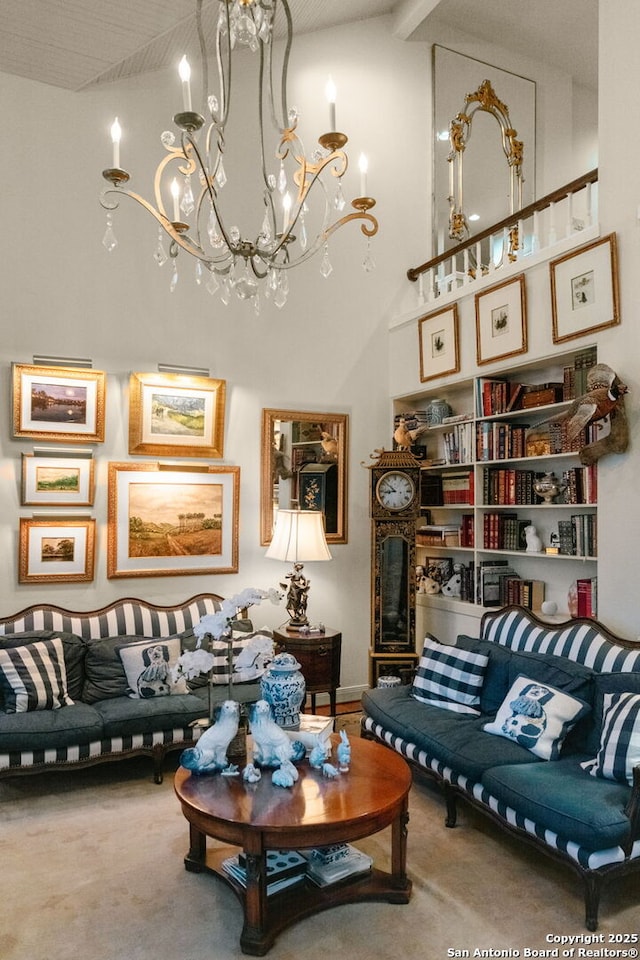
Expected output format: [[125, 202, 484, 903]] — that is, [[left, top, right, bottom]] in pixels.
[[283, 713, 334, 752], [222, 850, 307, 896], [575, 577, 597, 618], [416, 524, 460, 547], [442, 470, 474, 504], [302, 844, 373, 887]]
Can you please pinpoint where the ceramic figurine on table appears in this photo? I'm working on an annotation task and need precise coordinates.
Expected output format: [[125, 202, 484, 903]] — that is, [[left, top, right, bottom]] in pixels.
[[180, 700, 240, 775], [247, 699, 305, 788], [524, 524, 543, 553], [337, 729, 351, 771], [309, 736, 331, 769]]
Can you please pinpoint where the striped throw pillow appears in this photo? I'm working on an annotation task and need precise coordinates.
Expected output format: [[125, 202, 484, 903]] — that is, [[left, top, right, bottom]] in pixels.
[[581, 691, 640, 786], [411, 635, 489, 715], [0, 636, 74, 713]]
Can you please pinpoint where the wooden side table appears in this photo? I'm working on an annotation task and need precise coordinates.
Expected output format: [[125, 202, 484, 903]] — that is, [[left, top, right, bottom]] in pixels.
[[273, 627, 341, 716]]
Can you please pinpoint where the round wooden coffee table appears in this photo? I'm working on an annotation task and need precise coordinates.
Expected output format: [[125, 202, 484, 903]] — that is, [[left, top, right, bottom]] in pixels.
[[174, 734, 412, 955]]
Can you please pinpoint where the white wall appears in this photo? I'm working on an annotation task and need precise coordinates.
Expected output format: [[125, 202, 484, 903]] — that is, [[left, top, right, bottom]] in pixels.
[[0, 16, 429, 699]]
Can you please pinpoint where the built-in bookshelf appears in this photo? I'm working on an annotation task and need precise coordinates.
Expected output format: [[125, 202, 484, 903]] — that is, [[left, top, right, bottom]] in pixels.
[[395, 346, 598, 636]]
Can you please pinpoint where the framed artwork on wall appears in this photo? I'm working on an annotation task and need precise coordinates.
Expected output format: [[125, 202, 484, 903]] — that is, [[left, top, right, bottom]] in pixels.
[[475, 274, 527, 366], [418, 305, 460, 382], [21, 452, 95, 506], [107, 461, 239, 578], [19, 517, 96, 583], [12, 364, 106, 443], [550, 233, 620, 344], [128, 372, 226, 458]]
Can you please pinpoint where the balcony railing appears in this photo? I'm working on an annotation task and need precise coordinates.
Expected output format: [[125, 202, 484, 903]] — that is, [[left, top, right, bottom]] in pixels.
[[407, 169, 598, 303]]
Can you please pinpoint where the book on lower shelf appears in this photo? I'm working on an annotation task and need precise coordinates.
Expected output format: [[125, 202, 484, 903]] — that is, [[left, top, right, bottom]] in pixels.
[[302, 844, 373, 887], [223, 850, 308, 895]]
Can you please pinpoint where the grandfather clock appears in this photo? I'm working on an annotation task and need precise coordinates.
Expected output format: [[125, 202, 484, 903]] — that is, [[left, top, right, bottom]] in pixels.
[[366, 449, 421, 687]]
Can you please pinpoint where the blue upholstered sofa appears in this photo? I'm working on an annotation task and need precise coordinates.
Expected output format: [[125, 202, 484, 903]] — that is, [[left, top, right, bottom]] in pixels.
[[0, 594, 262, 783], [362, 605, 640, 930]]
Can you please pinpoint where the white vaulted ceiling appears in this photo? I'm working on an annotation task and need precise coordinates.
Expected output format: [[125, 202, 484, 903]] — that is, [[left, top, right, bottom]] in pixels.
[[0, 0, 597, 93]]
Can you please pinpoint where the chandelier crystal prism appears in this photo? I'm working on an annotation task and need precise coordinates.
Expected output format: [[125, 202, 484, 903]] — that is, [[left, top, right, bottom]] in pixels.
[[100, 0, 378, 309]]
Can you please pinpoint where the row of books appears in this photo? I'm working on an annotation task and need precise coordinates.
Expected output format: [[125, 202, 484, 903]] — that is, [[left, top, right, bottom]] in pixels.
[[483, 512, 534, 550], [558, 515, 597, 557], [222, 845, 373, 894], [574, 577, 598, 618], [476, 421, 529, 461], [476, 418, 602, 462], [440, 421, 474, 465], [482, 468, 541, 506], [476, 347, 597, 417], [561, 465, 597, 505]]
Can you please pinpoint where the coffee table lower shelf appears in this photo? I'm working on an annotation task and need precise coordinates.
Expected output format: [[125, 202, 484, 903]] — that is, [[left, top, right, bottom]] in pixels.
[[185, 845, 412, 956]]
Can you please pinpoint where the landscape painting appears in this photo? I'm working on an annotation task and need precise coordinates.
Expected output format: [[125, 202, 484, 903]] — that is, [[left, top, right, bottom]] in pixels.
[[107, 462, 239, 578], [13, 363, 106, 442], [19, 518, 96, 583], [128, 372, 226, 457], [21, 453, 95, 505]]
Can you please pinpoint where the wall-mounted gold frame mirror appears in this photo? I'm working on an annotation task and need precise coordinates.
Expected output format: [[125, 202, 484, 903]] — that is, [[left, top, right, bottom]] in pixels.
[[261, 409, 348, 545]]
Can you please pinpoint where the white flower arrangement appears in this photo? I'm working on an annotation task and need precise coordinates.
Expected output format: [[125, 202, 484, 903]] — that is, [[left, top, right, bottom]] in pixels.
[[172, 587, 283, 682]]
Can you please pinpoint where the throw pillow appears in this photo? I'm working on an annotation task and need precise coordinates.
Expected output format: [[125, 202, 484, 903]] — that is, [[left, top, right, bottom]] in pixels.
[[483, 674, 590, 760], [581, 691, 640, 786], [117, 637, 189, 699], [0, 636, 74, 713], [411, 635, 489, 715]]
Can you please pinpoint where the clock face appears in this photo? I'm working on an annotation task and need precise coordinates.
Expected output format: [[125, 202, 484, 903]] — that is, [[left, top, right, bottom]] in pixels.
[[375, 471, 416, 512]]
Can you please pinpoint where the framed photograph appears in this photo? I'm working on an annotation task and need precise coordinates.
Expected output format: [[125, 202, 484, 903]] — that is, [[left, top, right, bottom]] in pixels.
[[418, 305, 460, 382], [12, 364, 106, 442], [21, 453, 95, 506], [475, 274, 527, 366], [19, 517, 96, 584], [128, 372, 226, 458], [550, 233, 620, 344], [107, 461, 239, 578]]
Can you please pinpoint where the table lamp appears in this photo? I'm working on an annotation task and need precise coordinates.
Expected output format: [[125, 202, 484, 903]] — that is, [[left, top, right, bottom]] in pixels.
[[265, 509, 331, 631]]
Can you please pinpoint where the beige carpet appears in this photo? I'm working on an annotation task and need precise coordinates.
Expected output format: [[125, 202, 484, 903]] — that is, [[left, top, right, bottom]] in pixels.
[[1, 723, 637, 960]]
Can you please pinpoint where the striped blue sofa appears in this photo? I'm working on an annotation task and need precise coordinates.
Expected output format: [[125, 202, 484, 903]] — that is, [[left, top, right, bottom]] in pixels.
[[0, 594, 261, 784], [361, 605, 640, 931]]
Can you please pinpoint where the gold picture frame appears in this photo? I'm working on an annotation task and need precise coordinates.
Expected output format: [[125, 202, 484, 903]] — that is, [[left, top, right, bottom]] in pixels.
[[550, 233, 620, 344], [107, 461, 239, 579], [21, 453, 95, 506], [19, 517, 96, 583], [128, 372, 226, 458], [12, 364, 106, 443], [418, 304, 460, 382], [475, 274, 527, 366]]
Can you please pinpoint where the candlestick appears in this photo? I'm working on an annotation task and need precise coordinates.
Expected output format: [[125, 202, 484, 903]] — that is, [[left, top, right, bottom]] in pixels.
[[325, 76, 336, 131], [179, 56, 192, 112], [282, 192, 292, 232], [110, 117, 121, 169], [170, 178, 180, 221], [358, 153, 368, 196]]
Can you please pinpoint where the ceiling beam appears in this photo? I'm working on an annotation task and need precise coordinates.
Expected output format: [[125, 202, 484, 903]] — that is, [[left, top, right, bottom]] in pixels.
[[391, 0, 442, 40]]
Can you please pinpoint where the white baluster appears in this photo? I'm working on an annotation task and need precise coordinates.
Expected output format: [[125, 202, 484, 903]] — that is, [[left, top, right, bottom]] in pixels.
[[531, 211, 540, 253], [548, 202, 557, 246]]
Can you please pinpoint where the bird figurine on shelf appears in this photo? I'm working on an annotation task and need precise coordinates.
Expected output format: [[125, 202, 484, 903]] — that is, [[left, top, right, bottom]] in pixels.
[[320, 431, 339, 460], [393, 417, 429, 451], [554, 364, 627, 442]]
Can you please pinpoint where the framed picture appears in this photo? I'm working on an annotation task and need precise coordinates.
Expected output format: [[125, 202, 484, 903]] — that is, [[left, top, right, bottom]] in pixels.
[[550, 233, 620, 344], [418, 305, 460, 382], [128, 372, 226, 458], [475, 274, 527, 366], [107, 461, 239, 578], [19, 517, 96, 584], [12, 364, 106, 442], [21, 453, 95, 506]]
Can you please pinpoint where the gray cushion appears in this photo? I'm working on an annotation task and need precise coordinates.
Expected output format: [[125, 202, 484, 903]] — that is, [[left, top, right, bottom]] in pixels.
[[93, 692, 210, 736], [482, 756, 632, 851], [0, 702, 103, 752]]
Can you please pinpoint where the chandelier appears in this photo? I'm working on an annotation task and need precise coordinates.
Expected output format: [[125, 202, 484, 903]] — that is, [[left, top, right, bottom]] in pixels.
[[100, 0, 378, 312]]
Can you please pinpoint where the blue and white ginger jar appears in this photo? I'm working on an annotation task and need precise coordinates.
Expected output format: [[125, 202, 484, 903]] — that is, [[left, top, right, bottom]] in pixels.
[[260, 652, 306, 729]]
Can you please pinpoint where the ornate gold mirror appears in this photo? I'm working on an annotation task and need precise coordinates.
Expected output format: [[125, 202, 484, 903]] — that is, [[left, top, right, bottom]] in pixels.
[[433, 46, 535, 257], [261, 409, 348, 545]]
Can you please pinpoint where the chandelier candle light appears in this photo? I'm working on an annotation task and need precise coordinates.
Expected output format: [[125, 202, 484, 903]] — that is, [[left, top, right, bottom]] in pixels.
[[100, 0, 378, 312]]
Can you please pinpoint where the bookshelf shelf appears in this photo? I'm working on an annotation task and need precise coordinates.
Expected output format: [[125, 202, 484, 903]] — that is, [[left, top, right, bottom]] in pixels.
[[394, 345, 599, 634]]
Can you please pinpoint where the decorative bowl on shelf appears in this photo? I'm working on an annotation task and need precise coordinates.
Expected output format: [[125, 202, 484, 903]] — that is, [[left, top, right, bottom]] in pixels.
[[533, 471, 566, 504]]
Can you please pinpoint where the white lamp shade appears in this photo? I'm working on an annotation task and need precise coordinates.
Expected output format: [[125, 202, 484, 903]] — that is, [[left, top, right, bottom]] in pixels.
[[265, 510, 332, 563]]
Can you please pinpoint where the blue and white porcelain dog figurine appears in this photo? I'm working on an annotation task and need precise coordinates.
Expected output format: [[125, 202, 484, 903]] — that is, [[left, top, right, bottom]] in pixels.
[[247, 699, 305, 787], [179, 700, 240, 775]]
